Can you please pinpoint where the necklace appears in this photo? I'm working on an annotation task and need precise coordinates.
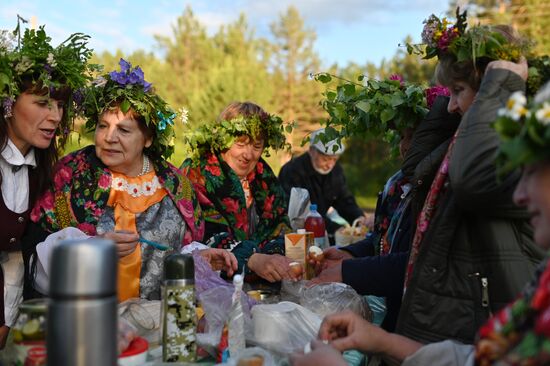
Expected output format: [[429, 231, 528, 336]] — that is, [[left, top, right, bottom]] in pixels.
[[138, 155, 150, 177]]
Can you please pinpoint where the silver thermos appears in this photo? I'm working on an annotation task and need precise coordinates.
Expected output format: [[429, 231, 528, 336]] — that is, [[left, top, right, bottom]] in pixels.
[[47, 238, 118, 366]]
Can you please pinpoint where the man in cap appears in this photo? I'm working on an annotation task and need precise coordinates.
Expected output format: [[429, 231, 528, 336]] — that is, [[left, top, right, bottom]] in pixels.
[[279, 128, 368, 242]]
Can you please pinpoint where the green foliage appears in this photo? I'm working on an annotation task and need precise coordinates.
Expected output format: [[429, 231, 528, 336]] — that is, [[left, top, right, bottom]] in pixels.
[[313, 72, 428, 156], [0, 16, 98, 147], [182, 114, 293, 164]]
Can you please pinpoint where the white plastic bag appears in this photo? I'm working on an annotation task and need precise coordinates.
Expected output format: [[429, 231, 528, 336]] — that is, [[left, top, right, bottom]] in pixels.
[[288, 187, 311, 231]]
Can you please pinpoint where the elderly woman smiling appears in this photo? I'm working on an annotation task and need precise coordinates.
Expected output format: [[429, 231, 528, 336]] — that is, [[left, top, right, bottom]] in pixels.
[[24, 59, 237, 302]]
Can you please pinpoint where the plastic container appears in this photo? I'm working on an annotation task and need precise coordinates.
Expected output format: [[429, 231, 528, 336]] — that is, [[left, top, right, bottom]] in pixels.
[[118, 337, 149, 366], [304, 204, 327, 249]]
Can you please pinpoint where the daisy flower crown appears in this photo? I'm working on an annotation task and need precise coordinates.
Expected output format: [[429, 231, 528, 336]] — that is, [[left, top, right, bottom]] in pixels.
[[494, 84, 550, 172], [0, 16, 97, 146], [182, 113, 293, 163], [83, 58, 180, 160], [407, 9, 527, 64]]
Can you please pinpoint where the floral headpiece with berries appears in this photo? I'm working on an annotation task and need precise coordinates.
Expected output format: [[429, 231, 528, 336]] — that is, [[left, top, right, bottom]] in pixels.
[[408, 9, 527, 64], [182, 112, 293, 163], [0, 16, 97, 147], [494, 83, 550, 172], [83, 58, 181, 160]]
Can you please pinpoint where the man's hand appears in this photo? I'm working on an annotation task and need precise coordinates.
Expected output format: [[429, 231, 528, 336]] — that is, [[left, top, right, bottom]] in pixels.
[[200, 248, 238, 276], [247, 253, 300, 282]]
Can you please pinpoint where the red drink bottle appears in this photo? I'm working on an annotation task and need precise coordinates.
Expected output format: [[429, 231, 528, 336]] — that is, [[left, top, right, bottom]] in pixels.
[[304, 204, 327, 249]]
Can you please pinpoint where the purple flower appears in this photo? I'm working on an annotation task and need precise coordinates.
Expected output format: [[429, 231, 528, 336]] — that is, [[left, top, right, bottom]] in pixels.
[[118, 58, 131, 72], [72, 89, 84, 108], [128, 66, 144, 85], [44, 64, 53, 74], [389, 74, 404, 82], [109, 70, 128, 85], [143, 81, 152, 92], [2, 97, 14, 117]]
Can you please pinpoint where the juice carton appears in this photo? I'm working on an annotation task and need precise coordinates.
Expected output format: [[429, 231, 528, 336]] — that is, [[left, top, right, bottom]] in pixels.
[[285, 230, 315, 279]]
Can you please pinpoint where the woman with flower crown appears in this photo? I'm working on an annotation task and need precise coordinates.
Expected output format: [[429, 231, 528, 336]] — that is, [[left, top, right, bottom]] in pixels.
[[181, 101, 298, 283], [23, 59, 237, 304], [0, 21, 95, 347], [291, 81, 550, 366]]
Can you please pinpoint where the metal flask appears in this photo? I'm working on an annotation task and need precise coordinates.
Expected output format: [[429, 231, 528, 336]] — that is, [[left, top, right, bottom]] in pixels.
[[47, 238, 118, 366], [162, 253, 197, 362]]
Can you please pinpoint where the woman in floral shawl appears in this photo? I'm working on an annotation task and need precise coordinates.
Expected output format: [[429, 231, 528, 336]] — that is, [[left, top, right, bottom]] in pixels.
[[181, 101, 296, 282], [24, 59, 237, 302]]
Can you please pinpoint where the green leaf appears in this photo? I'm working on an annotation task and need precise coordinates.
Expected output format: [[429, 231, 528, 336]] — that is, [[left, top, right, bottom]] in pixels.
[[380, 108, 396, 123], [316, 73, 332, 83], [120, 99, 130, 113], [355, 100, 371, 113]]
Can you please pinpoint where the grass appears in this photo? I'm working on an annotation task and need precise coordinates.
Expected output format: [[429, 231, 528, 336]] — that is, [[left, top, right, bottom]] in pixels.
[[355, 195, 378, 212]]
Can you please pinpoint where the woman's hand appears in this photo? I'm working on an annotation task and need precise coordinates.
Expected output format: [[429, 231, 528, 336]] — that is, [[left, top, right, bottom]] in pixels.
[[312, 247, 353, 273], [290, 340, 347, 366], [309, 263, 343, 285], [102, 231, 139, 258], [319, 310, 424, 361], [486, 56, 528, 81], [247, 253, 299, 282], [199, 248, 238, 276], [319, 310, 386, 353]]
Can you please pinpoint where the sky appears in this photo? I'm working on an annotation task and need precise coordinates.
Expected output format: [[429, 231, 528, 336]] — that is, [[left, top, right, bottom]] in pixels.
[[0, 0, 451, 68]]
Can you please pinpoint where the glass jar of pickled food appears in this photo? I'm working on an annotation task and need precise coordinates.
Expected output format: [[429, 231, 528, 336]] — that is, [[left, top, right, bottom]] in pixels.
[[12, 298, 47, 365]]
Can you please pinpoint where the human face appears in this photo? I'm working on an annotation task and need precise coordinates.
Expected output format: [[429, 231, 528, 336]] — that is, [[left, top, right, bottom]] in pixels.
[[7, 92, 64, 155], [94, 109, 152, 176], [221, 135, 265, 178], [513, 162, 550, 249], [309, 147, 340, 175], [447, 81, 477, 115]]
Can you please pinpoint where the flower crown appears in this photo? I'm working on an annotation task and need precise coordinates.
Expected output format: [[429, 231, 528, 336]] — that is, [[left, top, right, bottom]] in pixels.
[[408, 9, 526, 63], [0, 16, 97, 147], [83, 58, 179, 160], [494, 86, 550, 172], [182, 113, 293, 163], [313, 73, 450, 155]]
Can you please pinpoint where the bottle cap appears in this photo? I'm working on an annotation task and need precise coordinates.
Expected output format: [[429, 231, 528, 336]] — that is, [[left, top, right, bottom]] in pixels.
[[297, 229, 306, 234], [49, 238, 117, 297], [233, 274, 243, 285], [164, 253, 194, 281], [310, 204, 317, 211]]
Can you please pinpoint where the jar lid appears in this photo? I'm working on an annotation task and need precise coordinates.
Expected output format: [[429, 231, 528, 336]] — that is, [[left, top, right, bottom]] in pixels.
[[119, 337, 148, 357], [19, 299, 47, 314], [164, 253, 194, 280]]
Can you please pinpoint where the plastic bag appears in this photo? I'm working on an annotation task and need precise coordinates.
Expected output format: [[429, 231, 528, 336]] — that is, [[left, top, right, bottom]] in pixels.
[[118, 298, 161, 345], [280, 279, 307, 303], [288, 187, 311, 231], [249, 301, 322, 355], [300, 283, 373, 321], [118, 316, 138, 354]]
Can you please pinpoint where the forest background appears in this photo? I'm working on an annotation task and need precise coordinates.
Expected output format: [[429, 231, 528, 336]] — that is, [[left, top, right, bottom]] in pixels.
[[73, 0, 550, 209]]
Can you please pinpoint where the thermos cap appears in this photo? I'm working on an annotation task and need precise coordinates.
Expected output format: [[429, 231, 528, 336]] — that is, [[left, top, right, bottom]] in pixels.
[[49, 238, 117, 297], [164, 253, 194, 281]]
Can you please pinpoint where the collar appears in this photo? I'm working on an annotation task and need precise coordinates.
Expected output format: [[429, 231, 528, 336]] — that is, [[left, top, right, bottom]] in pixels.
[[1, 139, 37, 168]]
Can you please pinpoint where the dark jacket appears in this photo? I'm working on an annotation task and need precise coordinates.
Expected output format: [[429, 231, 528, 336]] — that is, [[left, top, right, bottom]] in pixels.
[[278, 153, 363, 234], [395, 69, 546, 345], [341, 95, 462, 332]]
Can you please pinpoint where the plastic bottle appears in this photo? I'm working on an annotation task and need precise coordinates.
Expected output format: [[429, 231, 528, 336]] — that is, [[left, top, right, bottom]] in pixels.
[[304, 204, 327, 249], [228, 274, 246, 359]]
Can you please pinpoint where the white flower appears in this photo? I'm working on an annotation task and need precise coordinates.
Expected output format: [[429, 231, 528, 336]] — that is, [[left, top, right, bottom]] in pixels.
[[46, 52, 57, 68], [14, 56, 33, 73], [500, 91, 528, 121], [535, 102, 550, 126], [179, 107, 189, 124], [92, 76, 107, 87]]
